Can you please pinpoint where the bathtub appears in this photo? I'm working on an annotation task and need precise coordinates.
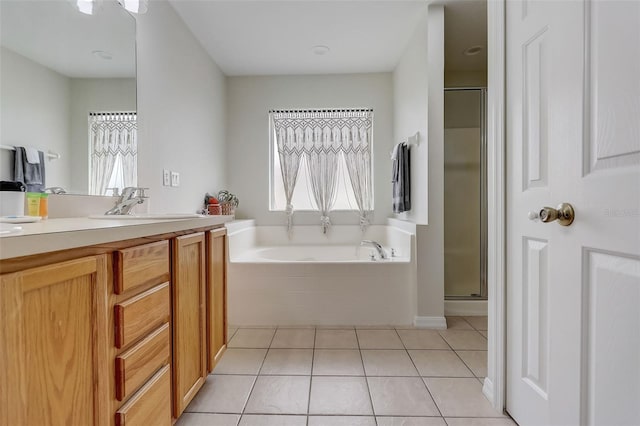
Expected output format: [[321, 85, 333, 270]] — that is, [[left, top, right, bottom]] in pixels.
[[226, 220, 416, 326]]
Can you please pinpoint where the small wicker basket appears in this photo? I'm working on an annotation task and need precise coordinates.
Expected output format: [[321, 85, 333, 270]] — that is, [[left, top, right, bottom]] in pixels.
[[220, 202, 235, 216]]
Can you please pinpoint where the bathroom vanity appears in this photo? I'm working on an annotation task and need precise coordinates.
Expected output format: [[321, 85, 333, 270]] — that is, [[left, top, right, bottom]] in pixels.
[[0, 216, 231, 426]]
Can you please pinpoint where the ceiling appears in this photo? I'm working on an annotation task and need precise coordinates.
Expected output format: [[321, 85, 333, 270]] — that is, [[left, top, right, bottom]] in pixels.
[[0, 0, 136, 78], [169, 0, 487, 76]]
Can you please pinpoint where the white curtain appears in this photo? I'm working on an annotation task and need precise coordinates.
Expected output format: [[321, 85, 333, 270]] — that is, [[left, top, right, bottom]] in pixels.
[[306, 126, 341, 233], [271, 109, 373, 234], [272, 119, 303, 235], [89, 112, 137, 195], [343, 125, 373, 230]]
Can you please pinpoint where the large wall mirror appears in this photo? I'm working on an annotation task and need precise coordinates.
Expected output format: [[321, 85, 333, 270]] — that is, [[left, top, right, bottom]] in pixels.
[[0, 0, 136, 195]]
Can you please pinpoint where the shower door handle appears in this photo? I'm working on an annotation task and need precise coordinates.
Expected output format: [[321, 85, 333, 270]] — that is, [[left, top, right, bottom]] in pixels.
[[528, 203, 575, 226]]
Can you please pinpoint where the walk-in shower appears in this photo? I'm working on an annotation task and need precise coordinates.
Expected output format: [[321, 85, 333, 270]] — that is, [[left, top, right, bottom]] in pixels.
[[444, 88, 487, 299]]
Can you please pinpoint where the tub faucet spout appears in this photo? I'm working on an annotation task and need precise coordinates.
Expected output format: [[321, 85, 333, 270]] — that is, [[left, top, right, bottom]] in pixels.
[[361, 240, 388, 260]]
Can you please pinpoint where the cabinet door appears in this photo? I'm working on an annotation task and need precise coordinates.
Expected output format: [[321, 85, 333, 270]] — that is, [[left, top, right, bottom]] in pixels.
[[206, 228, 227, 373], [172, 233, 207, 418], [0, 256, 109, 426]]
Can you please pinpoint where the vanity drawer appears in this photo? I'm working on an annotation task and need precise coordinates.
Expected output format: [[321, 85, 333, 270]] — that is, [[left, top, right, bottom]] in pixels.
[[115, 365, 171, 426], [115, 241, 170, 294], [115, 323, 170, 401], [115, 282, 170, 349]]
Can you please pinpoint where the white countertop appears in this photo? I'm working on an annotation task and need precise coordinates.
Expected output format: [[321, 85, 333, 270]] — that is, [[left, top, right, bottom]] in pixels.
[[0, 215, 234, 260]]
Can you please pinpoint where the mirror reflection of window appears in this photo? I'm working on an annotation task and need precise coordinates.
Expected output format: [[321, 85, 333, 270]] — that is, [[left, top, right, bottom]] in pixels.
[[88, 112, 137, 196], [0, 0, 137, 195]]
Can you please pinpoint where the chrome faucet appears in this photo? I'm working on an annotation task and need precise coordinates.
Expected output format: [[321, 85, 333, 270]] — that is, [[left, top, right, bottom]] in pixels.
[[44, 186, 66, 194], [104, 187, 148, 215], [361, 240, 388, 260]]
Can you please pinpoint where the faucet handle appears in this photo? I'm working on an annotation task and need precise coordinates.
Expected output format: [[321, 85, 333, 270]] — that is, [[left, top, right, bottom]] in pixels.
[[106, 187, 120, 197], [137, 187, 150, 198]]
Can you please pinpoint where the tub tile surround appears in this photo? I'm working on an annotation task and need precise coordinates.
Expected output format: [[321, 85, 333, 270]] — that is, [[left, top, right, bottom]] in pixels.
[[178, 318, 513, 426]]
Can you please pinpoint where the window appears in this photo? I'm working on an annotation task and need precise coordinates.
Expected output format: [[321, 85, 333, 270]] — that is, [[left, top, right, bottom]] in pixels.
[[88, 112, 137, 196], [269, 109, 374, 232]]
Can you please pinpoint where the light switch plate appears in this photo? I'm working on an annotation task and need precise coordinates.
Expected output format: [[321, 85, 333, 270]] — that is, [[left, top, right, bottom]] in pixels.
[[163, 169, 171, 186], [170, 171, 180, 187]]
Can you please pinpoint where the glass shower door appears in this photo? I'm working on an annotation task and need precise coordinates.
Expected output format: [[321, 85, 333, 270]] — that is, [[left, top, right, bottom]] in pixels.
[[444, 88, 487, 298]]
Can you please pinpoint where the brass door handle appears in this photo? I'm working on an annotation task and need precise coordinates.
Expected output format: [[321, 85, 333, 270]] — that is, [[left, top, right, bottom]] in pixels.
[[528, 203, 575, 226]]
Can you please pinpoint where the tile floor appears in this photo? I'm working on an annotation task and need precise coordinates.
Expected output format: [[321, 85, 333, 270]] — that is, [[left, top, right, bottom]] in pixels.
[[176, 316, 516, 426]]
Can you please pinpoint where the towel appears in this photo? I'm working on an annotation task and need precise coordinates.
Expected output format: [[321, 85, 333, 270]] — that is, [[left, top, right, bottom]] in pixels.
[[14, 147, 45, 192], [392, 142, 411, 213], [25, 147, 40, 164]]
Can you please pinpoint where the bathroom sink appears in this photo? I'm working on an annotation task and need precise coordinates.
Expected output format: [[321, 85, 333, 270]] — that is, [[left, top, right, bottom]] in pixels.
[[88, 213, 204, 220]]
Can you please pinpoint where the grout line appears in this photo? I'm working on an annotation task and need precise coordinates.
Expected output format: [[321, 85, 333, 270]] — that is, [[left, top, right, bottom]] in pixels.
[[240, 327, 278, 417], [355, 329, 378, 426], [306, 328, 317, 426], [394, 328, 444, 418]]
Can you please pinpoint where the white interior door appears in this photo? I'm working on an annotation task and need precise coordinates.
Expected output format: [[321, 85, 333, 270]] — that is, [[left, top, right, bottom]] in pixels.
[[506, 1, 640, 425]]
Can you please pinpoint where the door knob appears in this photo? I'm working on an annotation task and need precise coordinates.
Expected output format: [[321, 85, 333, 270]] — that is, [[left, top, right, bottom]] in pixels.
[[528, 203, 575, 226]]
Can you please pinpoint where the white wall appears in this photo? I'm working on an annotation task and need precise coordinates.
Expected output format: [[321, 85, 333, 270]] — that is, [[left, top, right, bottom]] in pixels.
[[226, 73, 394, 226], [0, 47, 71, 189], [393, 5, 445, 320], [69, 78, 136, 194], [135, 0, 226, 213]]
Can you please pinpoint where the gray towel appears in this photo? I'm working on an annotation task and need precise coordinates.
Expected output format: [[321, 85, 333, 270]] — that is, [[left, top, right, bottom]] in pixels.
[[392, 143, 411, 213], [14, 147, 45, 192]]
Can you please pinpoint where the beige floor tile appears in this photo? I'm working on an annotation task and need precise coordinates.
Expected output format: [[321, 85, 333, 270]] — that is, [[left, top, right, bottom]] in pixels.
[[260, 349, 313, 375], [213, 349, 267, 375], [175, 413, 240, 426], [479, 330, 488, 338], [315, 329, 359, 349], [357, 329, 404, 349], [376, 417, 447, 426], [397, 330, 450, 350], [438, 330, 487, 350], [313, 349, 364, 376], [245, 376, 310, 414], [456, 351, 488, 378], [408, 350, 474, 377], [445, 418, 516, 426], [309, 377, 373, 415], [361, 350, 418, 376], [367, 377, 440, 416], [238, 414, 307, 425], [185, 375, 255, 414], [445, 317, 474, 330], [308, 416, 376, 425], [228, 328, 276, 348], [424, 378, 503, 417], [271, 328, 315, 348], [463, 316, 488, 331]]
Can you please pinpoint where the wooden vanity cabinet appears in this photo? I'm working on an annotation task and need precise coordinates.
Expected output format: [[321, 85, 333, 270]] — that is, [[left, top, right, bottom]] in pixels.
[[206, 228, 227, 372], [172, 232, 207, 418], [112, 240, 172, 426], [0, 256, 110, 426], [0, 224, 227, 426]]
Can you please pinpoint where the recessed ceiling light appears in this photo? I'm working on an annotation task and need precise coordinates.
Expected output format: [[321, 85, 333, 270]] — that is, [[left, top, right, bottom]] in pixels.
[[311, 45, 330, 56], [464, 45, 484, 56], [92, 50, 113, 60]]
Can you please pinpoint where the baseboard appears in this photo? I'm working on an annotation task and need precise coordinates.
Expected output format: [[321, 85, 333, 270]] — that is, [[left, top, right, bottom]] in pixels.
[[444, 300, 488, 316], [413, 316, 447, 329], [482, 377, 494, 405]]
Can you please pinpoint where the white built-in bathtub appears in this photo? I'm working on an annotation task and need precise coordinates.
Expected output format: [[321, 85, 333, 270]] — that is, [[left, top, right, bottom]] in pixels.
[[226, 220, 417, 326]]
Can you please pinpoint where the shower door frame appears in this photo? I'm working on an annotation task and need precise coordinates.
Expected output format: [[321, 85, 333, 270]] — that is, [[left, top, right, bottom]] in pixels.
[[443, 87, 488, 300]]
